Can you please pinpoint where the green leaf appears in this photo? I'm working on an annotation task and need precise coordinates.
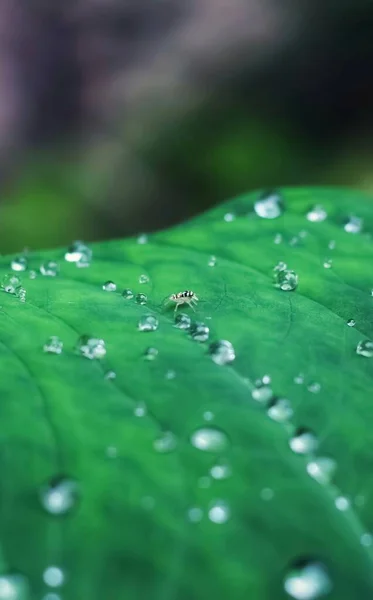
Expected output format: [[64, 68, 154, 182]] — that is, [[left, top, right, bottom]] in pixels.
[[1, 187, 373, 600]]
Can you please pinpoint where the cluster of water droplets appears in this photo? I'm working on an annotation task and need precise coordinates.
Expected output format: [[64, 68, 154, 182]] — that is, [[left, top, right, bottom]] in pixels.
[[1, 274, 26, 302]]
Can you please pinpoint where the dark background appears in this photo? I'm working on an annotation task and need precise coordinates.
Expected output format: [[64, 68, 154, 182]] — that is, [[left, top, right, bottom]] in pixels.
[[1, 0, 373, 253]]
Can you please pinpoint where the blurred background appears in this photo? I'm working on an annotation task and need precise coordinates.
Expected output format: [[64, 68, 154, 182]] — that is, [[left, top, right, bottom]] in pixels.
[[1, 0, 373, 253]]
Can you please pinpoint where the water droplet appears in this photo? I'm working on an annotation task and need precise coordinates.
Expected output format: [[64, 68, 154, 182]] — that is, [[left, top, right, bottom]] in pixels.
[[323, 259, 332, 269], [17, 287, 26, 303], [29, 270, 37, 280], [198, 476, 211, 489], [208, 256, 217, 267], [140, 496, 155, 510], [190, 322, 210, 342], [134, 401, 147, 417], [43, 336, 63, 355], [42, 593, 61, 600], [273, 262, 299, 291], [209, 340, 235, 365], [306, 457, 336, 485], [187, 507, 203, 522], [360, 533, 373, 547], [137, 234, 148, 244], [328, 240, 336, 250], [347, 319, 355, 327], [208, 499, 230, 524], [139, 274, 150, 284], [106, 446, 118, 458], [289, 236, 300, 247], [203, 411, 214, 421], [335, 496, 350, 511], [104, 370, 116, 380], [138, 314, 159, 332], [210, 460, 231, 480], [0, 573, 29, 600], [135, 293, 147, 305], [102, 281, 116, 291], [290, 429, 318, 454], [143, 347, 158, 360], [1, 274, 21, 294], [40, 477, 78, 515], [40, 261, 59, 277], [11, 256, 27, 272], [252, 384, 273, 404], [254, 190, 284, 219], [356, 340, 373, 358], [65, 241, 92, 267], [267, 398, 293, 422], [274, 233, 283, 244], [307, 382, 321, 394], [344, 215, 363, 234], [165, 369, 176, 380], [122, 289, 134, 300], [224, 212, 235, 222], [77, 335, 106, 359], [306, 205, 327, 223], [284, 560, 332, 599], [294, 373, 305, 384], [174, 313, 191, 330], [190, 427, 228, 452], [262, 374, 271, 385], [153, 431, 177, 453], [43, 567, 64, 588], [260, 487, 274, 501]]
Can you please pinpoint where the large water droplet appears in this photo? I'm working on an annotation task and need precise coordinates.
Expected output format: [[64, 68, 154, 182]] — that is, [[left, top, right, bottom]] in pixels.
[[190, 427, 228, 452], [210, 460, 232, 480], [40, 261, 59, 277], [190, 322, 209, 342], [273, 262, 299, 291], [40, 477, 78, 515], [254, 190, 284, 219], [102, 281, 116, 292], [43, 567, 64, 588], [289, 429, 318, 454], [43, 336, 63, 355], [307, 457, 336, 485], [139, 274, 150, 284], [174, 313, 191, 330], [267, 398, 293, 422], [284, 560, 332, 599], [122, 289, 134, 300], [65, 241, 92, 267], [143, 347, 158, 360], [252, 384, 273, 404], [344, 215, 362, 234], [356, 340, 373, 357], [306, 205, 327, 223], [347, 319, 355, 327], [11, 256, 28, 272], [208, 500, 230, 524], [1, 274, 21, 294], [77, 335, 106, 359], [135, 293, 147, 305], [138, 315, 159, 332], [0, 573, 29, 600], [209, 340, 235, 365], [153, 431, 177, 453]]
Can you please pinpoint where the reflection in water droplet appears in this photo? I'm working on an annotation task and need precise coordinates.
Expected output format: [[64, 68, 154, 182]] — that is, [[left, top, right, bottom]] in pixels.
[[290, 429, 318, 454], [137, 234, 148, 244], [254, 190, 284, 219], [143, 347, 158, 360], [190, 427, 228, 452], [260, 487, 274, 501], [65, 241, 92, 267], [135, 293, 147, 305], [210, 460, 231, 480], [40, 261, 59, 277], [1, 274, 21, 294], [307, 457, 336, 485], [153, 431, 177, 453], [138, 315, 159, 332], [252, 384, 273, 404], [187, 507, 203, 522], [347, 319, 355, 327], [356, 340, 373, 358], [267, 398, 293, 422], [209, 340, 235, 365], [134, 402, 147, 417], [307, 382, 321, 394], [104, 370, 116, 380], [40, 477, 78, 515], [208, 256, 217, 267], [11, 256, 27, 272], [77, 335, 106, 359], [284, 560, 332, 599], [43, 336, 63, 355], [344, 215, 363, 234], [174, 313, 191, 330], [43, 567, 64, 588], [273, 262, 299, 291], [335, 496, 350, 511], [323, 259, 332, 269], [122, 289, 134, 300], [306, 205, 327, 223], [190, 322, 209, 342], [224, 212, 235, 222], [0, 574, 29, 600], [208, 500, 230, 524], [294, 373, 305, 384], [360, 533, 373, 547], [102, 281, 116, 291], [139, 274, 150, 284]]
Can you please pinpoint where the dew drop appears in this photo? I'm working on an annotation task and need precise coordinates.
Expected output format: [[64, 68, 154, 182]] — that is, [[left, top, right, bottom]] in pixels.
[[102, 281, 116, 292], [347, 319, 355, 327], [40, 261, 59, 277], [137, 234, 148, 244], [65, 241, 92, 267], [11, 256, 27, 272], [190, 427, 228, 452], [135, 293, 147, 305], [306, 457, 336, 485], [289, 429, 318, 454], [0, 573, 29, 600], [252, 384, 273, 404], [42, 594, 61, 600], [1, 274, 21, 294], [138, 314, 159, 332], [153, 431, 177, 453], [140, 495, 155, 510], [306, 205, 328, 223], [260, 487, 274, 501], [104, 370, 116, 380], [224, 212, 235, 222], [267, 398, 293, 422], [40, 477, 78, 515], [139, 274, 150, 284], [208, 256, 217, 267], [273, 262, 299, 291], [323, 259, 332, 269], [335, 496, 350, 511], [294, 373, 305, 384], [307, 382, 321, 394], [43, 567, 64, 588], [203, 411, 214, 421], [328, 240, 336, 250], [106, 445, 118, 458], [356, 340, 373, 358], [284, 560, 332, 599], [29, 270, 37, 280], [360, 533, 373, 547], [190, 322, 209, 342], [187, 507, 203, 523], [122, 289, 134, 300], [198, 476, 211, 489], [43, 336, 63, 355], [208, 499, 230, 524], [143, 347, 158, 360], [210, 460, 231, 480], [17, 287, 26, 303], [254, 190, 284, 219], [165, 369, 176, 380], [209, 340, 235, 365], [134, 401, 147, 417], [77, 335, 106, 359], [174, 313, 191, 330], [344, 215, 363, 234]]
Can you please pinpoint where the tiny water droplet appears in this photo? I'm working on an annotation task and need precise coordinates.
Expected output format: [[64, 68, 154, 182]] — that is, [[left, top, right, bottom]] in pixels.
[[174, 313, 191, 330], [273, 262, 299, 291], [224, 212, 235, 222], [210, 460, 231, 480], [135, 293, 147, 305], [347, 319, 355, 327], [267, 398, 293, 422], [138, 314, 159, 332], [323, 259, 332, 269], [209, 340, 235, 365], [203, 411, 214, 421], [252, 384, 273, 404], [307, 457, 336, 485], [208, 255, 217, 267], [190, 322, 209, 342], [306, 205, 327, 223], [153, 431, 177, 453], [139, 274, 150, 284], [40, 261, 59, 277], [122, 288, 134, 300], [335, 496, 350, 511], [1, 274, 21, 294], [165, 369, 176, 380], [104, 370, 116, 380], [137, 234, 148, 244], [284, 560, 332, 599], [289, 236, 300, 247], [43, 336, 63, 355], [106, 446, 118, 458], [261, 374, 271, 385], [198, 476, 211, 489], [65, 241, 92, 267], [43, 567, 64, 588], [290, 429, 318, 454], [260, 487, 274, 501], [140, 496, 155, 510], [187, 507, 203, 522], [17, 287, 26, 303], [0, 573, 29, 600], [360, 533, 373, 547], [294, 373, 305, 384], [356, 340, 373, 357], [77, 335, 106, 359], [344, 215, 363, 234], [328, 240, 336, 250], [307, 382, 321, 394], [102, 281, 116, 291], [40, 477, 78, 515], [42, 593, 61, 600], [134, 402, 147, 417], [29, 270, 37, 280], [208, 499, 230, 524], [254, 190, 284, 219], [190, 427, 228, 452], [11, 256, 27, 272], [143, 347, 158, 360], [274, 233, 283, 244]]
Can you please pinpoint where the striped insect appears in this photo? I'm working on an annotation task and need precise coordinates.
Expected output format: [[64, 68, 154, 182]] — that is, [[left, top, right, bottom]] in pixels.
[[165, 290, 199, 312]]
